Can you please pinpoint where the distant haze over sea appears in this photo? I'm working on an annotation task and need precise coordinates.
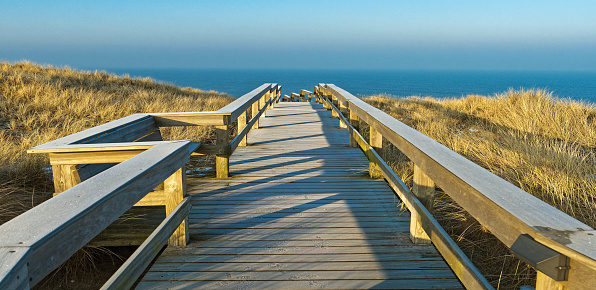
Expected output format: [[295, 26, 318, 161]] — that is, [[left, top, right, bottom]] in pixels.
[[102, 69, 596, 104]]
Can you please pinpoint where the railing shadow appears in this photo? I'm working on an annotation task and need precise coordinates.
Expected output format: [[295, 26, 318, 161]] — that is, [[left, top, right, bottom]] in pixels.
[[174, 101, 460, 288]]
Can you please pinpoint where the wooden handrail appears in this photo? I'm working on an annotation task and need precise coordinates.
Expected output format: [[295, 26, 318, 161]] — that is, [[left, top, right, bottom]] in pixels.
[[0, 141, 190, 288], [1, 84, 283, 288], [28, 84, 281, 179], [319, 83, 596, 289], [101, 196, 192, 290]]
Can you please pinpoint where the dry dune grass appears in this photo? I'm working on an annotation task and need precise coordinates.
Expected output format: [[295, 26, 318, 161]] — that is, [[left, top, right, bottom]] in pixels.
[[0, 61, 234, 289], [364, 90, 596, 288], [0, 61, 233, 223]]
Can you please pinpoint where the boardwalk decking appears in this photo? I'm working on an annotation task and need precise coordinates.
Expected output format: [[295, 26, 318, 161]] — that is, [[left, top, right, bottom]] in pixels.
[[137, 102, 463, 289]]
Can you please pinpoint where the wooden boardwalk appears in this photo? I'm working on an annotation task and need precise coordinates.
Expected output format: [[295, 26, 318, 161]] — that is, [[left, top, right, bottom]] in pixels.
[[137, 102, 463, 289]]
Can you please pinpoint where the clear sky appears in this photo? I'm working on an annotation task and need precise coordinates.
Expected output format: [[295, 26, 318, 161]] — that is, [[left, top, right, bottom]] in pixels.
[[1, 0, 595, 71]]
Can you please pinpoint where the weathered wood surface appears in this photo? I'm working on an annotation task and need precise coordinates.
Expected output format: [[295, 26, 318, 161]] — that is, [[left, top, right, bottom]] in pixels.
[[138, 102, 463, 289], [0, 141, 190, 288], [325, 84, 596, 288]]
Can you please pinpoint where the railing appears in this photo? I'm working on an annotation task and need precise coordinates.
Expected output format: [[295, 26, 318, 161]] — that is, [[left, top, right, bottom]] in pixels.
[[0, 84, 281, 289], [314, 83, 596, 290]]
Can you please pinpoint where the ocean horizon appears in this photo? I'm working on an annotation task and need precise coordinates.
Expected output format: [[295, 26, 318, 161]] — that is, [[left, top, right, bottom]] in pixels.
[[101, 68, 596, 104]]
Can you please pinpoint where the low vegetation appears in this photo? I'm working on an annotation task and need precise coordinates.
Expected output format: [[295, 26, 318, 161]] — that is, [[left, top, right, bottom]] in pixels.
[[3, 61, 594, 289], [0, 61, 233, 288], [363, 90, 596, 288]]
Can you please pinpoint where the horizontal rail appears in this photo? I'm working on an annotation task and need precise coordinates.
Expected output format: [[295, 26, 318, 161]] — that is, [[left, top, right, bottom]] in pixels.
[[28, 84, 280, 154], [101, 196, 191, 290], [0, 141, 190, 288], [322, 84, 596, 288], [218, 83, 276, 121], [322, 93, 491, 289]]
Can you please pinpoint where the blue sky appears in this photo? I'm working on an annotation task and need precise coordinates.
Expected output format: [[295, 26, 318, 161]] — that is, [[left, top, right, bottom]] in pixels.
[[1, 0, 595, 70]]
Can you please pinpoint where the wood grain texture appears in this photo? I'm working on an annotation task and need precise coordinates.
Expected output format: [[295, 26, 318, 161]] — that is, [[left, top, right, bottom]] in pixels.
[[165, 167, 188, 246], [101, 197, 190, 290], [140, 102, 463, 289], [410, 165, 435, 244], [325, 84, 596, 285], [0, 141, 190, 287]]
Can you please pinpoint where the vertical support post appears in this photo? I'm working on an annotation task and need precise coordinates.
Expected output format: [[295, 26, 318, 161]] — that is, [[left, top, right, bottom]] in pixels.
[[369, 126, 383, 178], [261, 91, 269, 117], [536, 272, 566, 290], [330, 93, 339, 117], [165, 166, 188, 246], [339, 100, 348, 128], [215, 124, 229, 179], [52, 164, 81, 196], [252, 98, 259, 129], [410, 165, 435, 244], [238, 110, 247, 146], [349, 108, 360, 148]]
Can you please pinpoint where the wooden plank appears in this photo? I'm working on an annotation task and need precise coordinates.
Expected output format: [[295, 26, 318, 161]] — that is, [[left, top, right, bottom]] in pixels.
[[142, 269, 458, 281], [136, 279, 463, 290], [101, 197, 190, 290], [155, 252, 441, 263], [140, 101, 463, 289], [191, 233, 413, 242], [150, 112, 229, 126], [0, 141, 190, 286], [49, 150, 145, 165], [27, 114, 151, 153], [147, 260, 450, 272]]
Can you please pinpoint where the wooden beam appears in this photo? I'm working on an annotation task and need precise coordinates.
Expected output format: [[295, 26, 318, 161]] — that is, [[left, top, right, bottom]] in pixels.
[[410, 165, 435, 244], [100, 197, 190, 290], [52, 164, 81, 196], [238, 110, 248, 146], [218, 83, 272, 122], [0, 141, 190, 287], [49, 150, 145, 165], [369, 126, 383, 179], [164, 167, 188, 246], [215, 125, 229, 179], [150, 112, 229, 127], [349, 108, 360, 148]]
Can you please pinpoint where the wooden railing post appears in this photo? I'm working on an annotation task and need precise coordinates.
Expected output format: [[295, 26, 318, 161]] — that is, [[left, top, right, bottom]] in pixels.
[[536, 272, 566, 290], [252, 98, 260, 129], [349, 108, 360, 148], [410, 165, 435, 244], [238, 110, 248, 146], [339, 100, 348, 128], [215, 123, 230, 178], [330, 92, 339, 117], [164, 166, 188, 246], [369, 126, 383, 178], [52, 164, 81, 196]]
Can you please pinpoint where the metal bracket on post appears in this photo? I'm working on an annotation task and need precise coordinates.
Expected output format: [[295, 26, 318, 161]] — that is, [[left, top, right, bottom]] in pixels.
[[510, 234, 570, 281]]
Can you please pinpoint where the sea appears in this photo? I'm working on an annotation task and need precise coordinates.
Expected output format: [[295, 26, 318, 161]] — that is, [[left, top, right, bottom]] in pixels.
[[103, 69, 596, 104]]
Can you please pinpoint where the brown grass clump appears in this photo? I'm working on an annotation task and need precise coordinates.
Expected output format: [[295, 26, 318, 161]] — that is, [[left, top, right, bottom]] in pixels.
[[0, 61, 234, 288], [363, 90, 596, 288]]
